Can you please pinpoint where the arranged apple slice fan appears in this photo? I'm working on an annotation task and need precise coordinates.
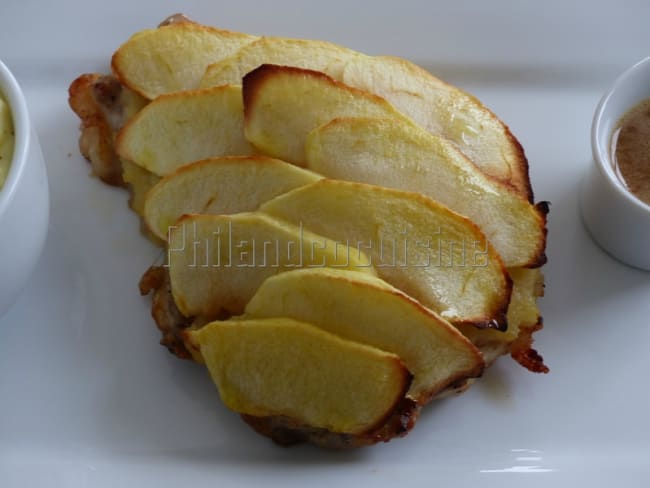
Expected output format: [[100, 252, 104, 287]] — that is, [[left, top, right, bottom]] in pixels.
[[68, 14, 549, 449]]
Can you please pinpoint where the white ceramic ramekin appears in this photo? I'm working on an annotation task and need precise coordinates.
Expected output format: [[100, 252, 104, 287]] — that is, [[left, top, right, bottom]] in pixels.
[[580, 57, 650, 270], [0, 60, 49, 317]]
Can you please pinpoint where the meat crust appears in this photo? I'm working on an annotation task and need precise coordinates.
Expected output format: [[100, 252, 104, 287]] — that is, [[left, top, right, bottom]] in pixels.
[[69, 74, 124, 185], [139, 266, 193, 359], [68, 73, 147, 185], [242, 397, 420, 449]]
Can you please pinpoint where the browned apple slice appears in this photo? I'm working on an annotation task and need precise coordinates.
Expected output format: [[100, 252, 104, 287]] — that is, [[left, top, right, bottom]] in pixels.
[[187, 317, 412, 435], [242, 64, 414, 164], [143, 156, 321, 240], [167, 212, 375, 319], [260, 179, 511, 328], [305, 117, 546, 267], [116, 85, 254, 176], [243, 268, 484, 404], [111, 21, 256, 99]]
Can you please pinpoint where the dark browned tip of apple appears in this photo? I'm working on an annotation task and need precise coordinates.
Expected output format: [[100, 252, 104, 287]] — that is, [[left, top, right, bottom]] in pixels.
[[244, 65, 310, 120], [241, 397, 420, 449], [243, 64, 354, 123], [242, 64, 266, 123], [242, 64, 281, 122]]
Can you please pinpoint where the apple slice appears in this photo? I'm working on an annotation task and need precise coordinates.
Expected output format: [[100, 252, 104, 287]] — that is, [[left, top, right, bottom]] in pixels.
[[144, 156, 322, 241], [187, 317, 411, 435], [168, 212, 375, 319], [201, 36, 356, 88], [305, 117, 546, 268], [116, 85, 254, 176], [341, 56, 532, 200], [111, 21, 256, 99], [260, 179, 511, 328], [243, 268, 484, 404], [243, 64, 413, 165]]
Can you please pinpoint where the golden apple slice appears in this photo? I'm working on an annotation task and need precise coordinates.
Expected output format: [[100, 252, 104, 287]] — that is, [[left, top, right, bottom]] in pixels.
[[187, 317, 411, 435], [116, 85, 254, 176], [243, 64, 413, 164], [305, 117, 546, 267], [168, 212, 375, 319], [243, 268, 484, 404], [341, 56, 532, 200], [260, 179, 511, 328], [201, 36, 355, 88], [144, 156, 322, 241], [111, 22, 256, 99]]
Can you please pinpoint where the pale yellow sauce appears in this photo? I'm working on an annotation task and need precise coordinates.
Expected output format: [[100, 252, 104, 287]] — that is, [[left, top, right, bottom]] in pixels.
[[0, 93, 15, 190]]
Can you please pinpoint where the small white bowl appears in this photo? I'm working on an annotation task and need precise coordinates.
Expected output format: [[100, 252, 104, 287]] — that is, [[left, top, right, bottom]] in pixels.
[[580, 57, 650, 270], [0, 60, 49, 317]]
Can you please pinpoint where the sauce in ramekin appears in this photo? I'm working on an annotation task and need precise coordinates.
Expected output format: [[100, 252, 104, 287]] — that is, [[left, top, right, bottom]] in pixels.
[[612, 99, 650, 205]]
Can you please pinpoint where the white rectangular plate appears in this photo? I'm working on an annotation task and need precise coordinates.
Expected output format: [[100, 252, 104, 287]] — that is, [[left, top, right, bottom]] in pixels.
[[1, 1, 650, 486]]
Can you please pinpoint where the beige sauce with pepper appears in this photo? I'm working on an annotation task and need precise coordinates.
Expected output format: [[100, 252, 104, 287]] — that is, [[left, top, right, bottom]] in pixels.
[[0, 93, 14, 190], [612, 98, 650, 205]]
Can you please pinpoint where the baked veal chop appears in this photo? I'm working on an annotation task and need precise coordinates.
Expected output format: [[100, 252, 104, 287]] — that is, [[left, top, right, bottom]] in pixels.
[[68, 14, 548, 448]]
